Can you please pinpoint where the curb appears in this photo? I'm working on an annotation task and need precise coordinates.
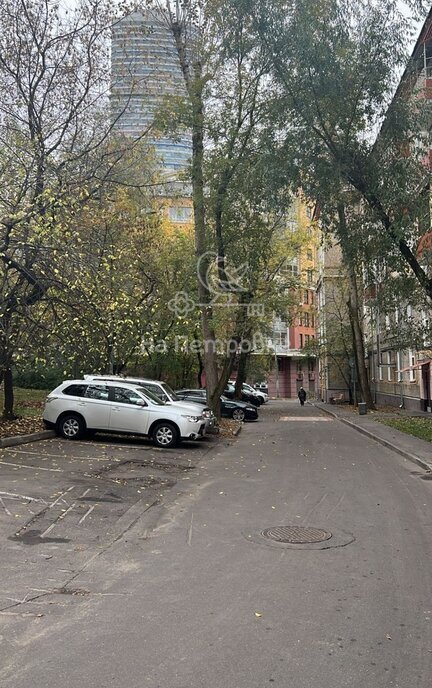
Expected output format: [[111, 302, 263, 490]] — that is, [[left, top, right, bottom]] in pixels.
[[0, 429, 55, 449], [315, 404, 432, 473]]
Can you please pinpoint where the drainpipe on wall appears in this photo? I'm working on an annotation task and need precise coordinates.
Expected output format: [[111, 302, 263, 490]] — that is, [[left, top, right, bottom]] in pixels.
[[274, 348, 280, 398]]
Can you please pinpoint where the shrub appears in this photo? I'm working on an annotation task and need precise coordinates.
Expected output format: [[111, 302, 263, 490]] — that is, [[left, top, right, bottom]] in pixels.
[[14, 366, 64, 390]]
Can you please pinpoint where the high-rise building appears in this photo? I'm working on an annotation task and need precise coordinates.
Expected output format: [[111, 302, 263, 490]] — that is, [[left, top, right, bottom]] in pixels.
[[110, 10, 192, 173]]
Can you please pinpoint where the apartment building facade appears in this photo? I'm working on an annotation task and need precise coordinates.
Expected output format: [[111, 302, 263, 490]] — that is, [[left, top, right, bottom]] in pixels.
[[315, 7, 432, 410], [266, 199, 319, 398]]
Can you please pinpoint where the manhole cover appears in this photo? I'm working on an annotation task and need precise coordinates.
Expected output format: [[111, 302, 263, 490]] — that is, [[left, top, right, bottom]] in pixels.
[[261, 526, 332, 544]]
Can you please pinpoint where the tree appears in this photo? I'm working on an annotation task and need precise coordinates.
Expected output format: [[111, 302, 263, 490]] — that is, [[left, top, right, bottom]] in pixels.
[[251, 0, 432, 304], [0, 0, 154, 417], [148, 0, 303, 412]]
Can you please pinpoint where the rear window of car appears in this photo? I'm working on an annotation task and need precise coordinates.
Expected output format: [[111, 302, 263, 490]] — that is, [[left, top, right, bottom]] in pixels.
[[62, 384, 88, 397], [84, 384, 109, 400]]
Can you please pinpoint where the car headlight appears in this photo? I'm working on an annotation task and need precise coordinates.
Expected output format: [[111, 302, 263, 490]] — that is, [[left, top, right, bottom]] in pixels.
[[182, 415, 201, 423], [246, 406, 255, 411], [202, 409, 214, 418]]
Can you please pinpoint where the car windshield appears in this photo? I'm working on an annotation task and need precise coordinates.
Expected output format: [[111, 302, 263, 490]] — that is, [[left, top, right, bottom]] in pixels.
[[135, 387, 165, 405], [162, 382, 180, 402]]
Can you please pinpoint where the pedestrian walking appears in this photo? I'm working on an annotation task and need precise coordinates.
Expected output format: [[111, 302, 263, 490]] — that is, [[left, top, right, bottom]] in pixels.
[[298, 387, 306, 406]]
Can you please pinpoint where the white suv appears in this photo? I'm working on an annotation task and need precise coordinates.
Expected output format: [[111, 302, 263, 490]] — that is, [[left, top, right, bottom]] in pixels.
[[43, 380, 207, 448], [83, 375, 216, 430]]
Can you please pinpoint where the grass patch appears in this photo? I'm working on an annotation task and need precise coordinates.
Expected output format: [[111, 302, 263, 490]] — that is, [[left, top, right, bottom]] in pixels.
[[0, 387, 49, 417], [378, 417, 432, 442]]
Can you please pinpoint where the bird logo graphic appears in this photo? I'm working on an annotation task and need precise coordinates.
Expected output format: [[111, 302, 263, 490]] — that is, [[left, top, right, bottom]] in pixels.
[[198, 252, 249, 294]]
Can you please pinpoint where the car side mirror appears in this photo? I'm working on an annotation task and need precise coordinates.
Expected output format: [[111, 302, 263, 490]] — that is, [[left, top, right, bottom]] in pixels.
[[136, 399, 147, 407]]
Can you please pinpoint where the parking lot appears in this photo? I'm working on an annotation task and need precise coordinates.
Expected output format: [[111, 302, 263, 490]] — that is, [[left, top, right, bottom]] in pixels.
[[0, 432, 220, 613]]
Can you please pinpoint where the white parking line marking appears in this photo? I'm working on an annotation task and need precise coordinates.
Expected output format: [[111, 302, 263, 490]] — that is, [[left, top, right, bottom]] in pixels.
[[40, 503, 76, 537], [0, 460, 63, 472], [3, 448, 112, 462], [49, 486, 74, 509], [0, 498, 12, 516], [0, 491, 46, 503], [79, 505, 95, 524], [278, 416, 333, 422]]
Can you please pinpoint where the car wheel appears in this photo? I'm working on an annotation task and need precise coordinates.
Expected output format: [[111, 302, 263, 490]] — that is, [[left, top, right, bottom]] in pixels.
[[57, 414, 85, 440], [152, 422, 179, 448], [232, 408, 245, 421]]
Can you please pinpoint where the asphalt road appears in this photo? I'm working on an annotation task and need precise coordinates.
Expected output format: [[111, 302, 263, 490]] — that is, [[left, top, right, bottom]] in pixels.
[[1, 400, 432, 687]]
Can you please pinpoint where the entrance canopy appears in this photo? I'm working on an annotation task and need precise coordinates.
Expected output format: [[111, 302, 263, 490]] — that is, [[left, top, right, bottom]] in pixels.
[[397, 359, 431, 373]]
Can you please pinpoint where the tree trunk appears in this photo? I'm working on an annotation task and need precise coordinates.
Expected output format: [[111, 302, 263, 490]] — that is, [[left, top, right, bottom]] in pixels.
[[234, 349, 250, 399], [338, 204, 375, 409], [195, 338, 204, 388], [209, 338, 239, 416], [170, 20, 220, 411], [2, 366, 16, 420]]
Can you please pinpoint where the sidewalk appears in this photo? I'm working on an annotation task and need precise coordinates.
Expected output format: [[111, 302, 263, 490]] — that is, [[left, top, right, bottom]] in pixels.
[[313, 401, 432, 472]]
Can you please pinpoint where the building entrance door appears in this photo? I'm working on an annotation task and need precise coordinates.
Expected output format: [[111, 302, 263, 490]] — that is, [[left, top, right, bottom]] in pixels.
[[421, 363, 431, 412]]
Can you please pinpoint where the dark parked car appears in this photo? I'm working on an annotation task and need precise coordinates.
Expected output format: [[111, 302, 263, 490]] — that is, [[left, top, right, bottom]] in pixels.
[[176, 390, 258, 422], [223, 382, 262, 406]]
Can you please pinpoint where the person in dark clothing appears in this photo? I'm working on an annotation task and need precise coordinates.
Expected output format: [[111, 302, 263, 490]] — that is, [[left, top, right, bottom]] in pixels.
[[298, 387, 306, 406]]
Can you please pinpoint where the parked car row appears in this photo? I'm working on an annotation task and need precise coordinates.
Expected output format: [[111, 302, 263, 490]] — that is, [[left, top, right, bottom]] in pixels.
[[43, 375, 264, 448], [227, 381, 269, 405], [176, 389, 259, 421]]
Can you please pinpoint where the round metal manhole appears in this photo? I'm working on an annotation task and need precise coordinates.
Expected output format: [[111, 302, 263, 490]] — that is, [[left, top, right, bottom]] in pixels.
[[261, 526, 332, 545]]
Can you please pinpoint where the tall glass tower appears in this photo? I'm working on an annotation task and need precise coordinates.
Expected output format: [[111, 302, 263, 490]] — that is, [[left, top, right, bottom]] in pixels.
[[110, 10, 192, 173]]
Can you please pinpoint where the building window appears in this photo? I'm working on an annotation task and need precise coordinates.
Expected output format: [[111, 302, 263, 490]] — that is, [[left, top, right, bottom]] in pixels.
[[307, 249, 313, 261], [274, 332, 287, 347], [168, 206, 193, 223], [283, 257, 299, 276], [299, 334, 303, 348], [304, 334, 310, 345], [387, 352, 392, 382], [303, 290, 309, 304], [306, 206, 312, 219], [397, 351, 403, 382], [408, 349, 416, 382], [303, 312, 310, 327], [306, 269, 313, 284]]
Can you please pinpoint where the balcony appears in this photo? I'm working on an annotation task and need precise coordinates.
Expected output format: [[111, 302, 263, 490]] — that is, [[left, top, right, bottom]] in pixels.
[[269, 342, 307, 357]]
